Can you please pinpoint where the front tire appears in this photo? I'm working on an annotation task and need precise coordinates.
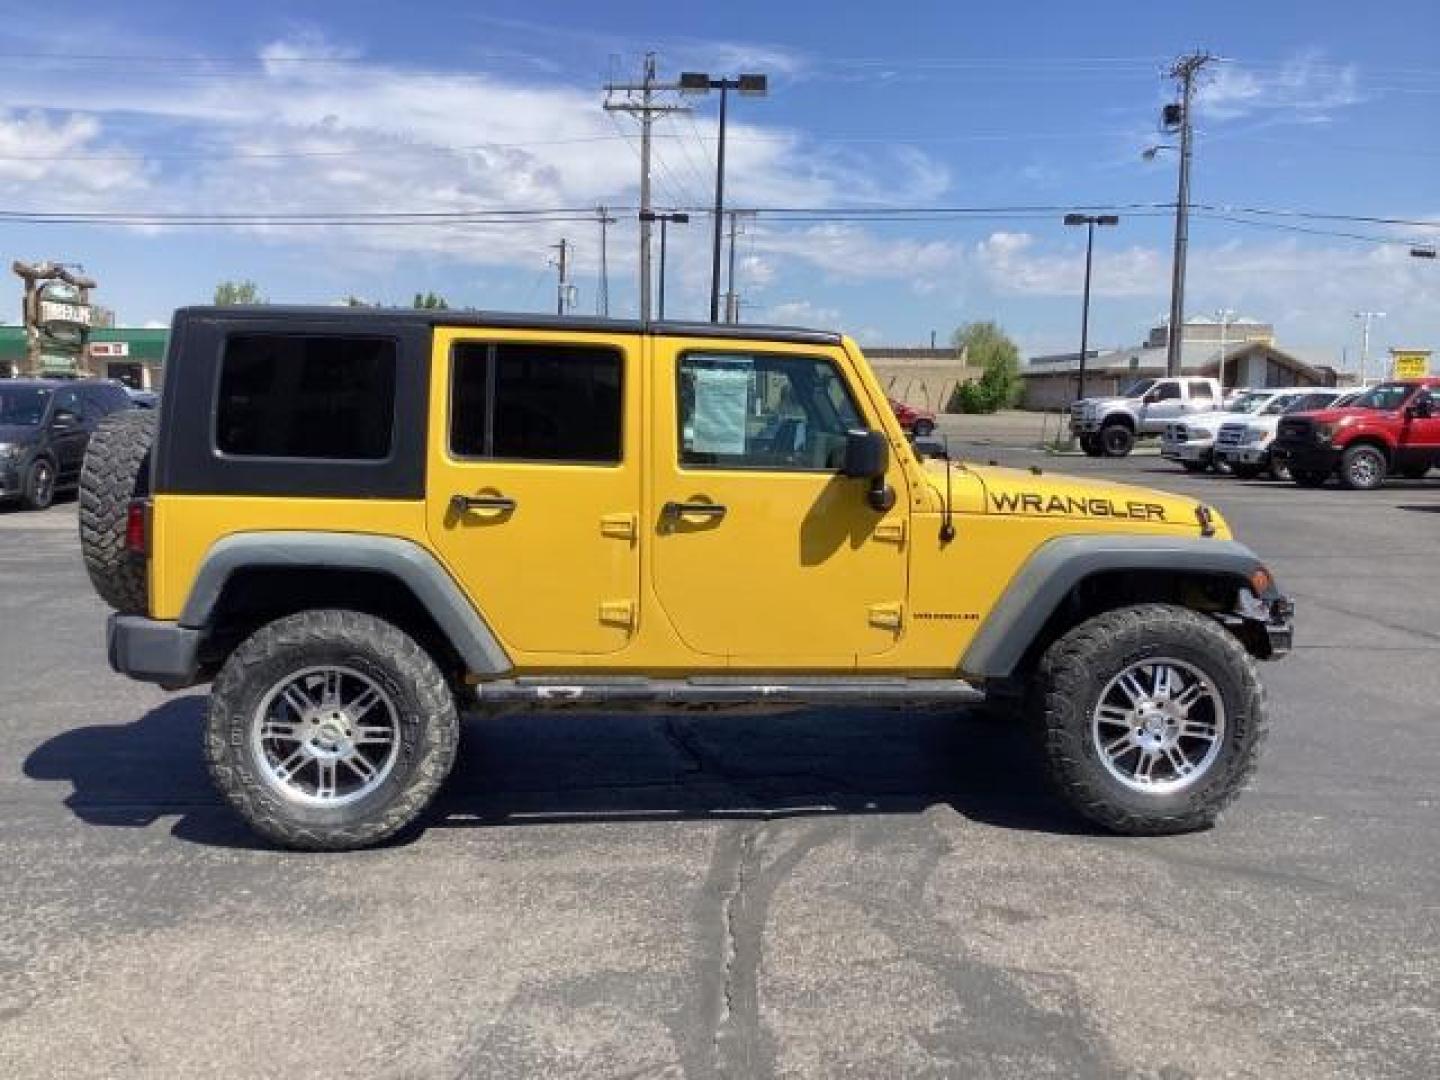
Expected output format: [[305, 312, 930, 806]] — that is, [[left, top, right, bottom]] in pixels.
[[1080, 433, 1104, 457], [205, 610, 459, 850], [1030, 604, 1267, 835], [1338, 444, 1387, 490], [1100, 423, 1135, 457]]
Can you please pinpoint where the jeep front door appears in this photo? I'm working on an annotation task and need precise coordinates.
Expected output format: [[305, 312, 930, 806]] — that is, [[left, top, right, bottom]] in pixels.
[[426, 330, 642, 657], [650, 341, 909, 664]]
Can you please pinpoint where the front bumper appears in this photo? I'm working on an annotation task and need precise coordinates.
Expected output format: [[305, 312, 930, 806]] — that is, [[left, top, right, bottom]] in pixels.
[[1215, 443, 1270, 466], [1161, 440, 1214, 462], [1070, 417, 1101, 434], [107, 614, 202, 687], [0, 460, 21, 497], [1271, 441, 1338, 475]]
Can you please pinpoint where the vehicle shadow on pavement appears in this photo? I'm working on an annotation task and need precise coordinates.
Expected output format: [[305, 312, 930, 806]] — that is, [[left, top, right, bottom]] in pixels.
[[23, 695, 1095, 849]]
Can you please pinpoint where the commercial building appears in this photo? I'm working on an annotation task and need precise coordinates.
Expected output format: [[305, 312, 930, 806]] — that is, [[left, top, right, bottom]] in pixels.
[[0, 325, 169, 387]]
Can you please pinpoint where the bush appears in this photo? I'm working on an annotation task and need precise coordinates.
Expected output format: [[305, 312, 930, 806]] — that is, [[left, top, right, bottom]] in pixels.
[[945, 321, 1022, 413]]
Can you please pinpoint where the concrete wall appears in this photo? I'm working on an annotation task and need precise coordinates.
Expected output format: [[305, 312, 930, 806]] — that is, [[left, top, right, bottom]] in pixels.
[[870, 364, 984, 411]]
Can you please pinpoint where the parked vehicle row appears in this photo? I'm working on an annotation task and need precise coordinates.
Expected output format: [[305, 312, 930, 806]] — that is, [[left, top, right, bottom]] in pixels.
[[1155, 378, 1440, 490]]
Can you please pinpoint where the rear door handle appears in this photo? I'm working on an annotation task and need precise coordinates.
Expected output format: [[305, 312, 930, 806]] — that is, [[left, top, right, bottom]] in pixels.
[[450, 494, 517, 514], [663, 500, 727, 519]]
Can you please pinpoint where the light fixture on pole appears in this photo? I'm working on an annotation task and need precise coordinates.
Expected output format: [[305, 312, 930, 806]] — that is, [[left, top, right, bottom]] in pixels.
[[1354, 310, 1386, 386], [639, 210, 689, 320], [679, 70, 768, 322], [1063, 212, 1119, 402]]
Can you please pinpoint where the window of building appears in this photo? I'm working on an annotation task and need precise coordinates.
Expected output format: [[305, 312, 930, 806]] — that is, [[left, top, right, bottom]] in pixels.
[[216, 334, 397, 460], [450, 342, 623, 463], [677, 352, 862, 471]]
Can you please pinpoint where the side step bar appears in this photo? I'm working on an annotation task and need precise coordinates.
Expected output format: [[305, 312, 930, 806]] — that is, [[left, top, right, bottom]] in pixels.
[[472, 676, 985, 711]]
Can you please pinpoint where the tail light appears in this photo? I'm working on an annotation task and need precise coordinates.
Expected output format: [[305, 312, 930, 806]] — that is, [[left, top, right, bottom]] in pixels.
[[125, 499, 150, 556]]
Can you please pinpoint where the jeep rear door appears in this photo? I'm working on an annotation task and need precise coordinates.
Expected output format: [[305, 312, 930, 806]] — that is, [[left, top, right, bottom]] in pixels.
[[648, 338, 909, 664], [426, 328, 642, 656]]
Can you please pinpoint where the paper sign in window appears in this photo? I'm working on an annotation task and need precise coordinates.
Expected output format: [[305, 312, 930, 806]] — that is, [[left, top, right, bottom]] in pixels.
[[690, 367, 750, 455]]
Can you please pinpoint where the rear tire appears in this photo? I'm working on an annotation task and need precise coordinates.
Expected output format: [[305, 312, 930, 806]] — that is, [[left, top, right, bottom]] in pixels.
[[1338, 444, 1387, 490], [79, 410, 155, 614], [19, 457, 56, 510], [1100, 423, 1135, 457], [1029, 604, 1267, 835], [205, 610, 460, 851]]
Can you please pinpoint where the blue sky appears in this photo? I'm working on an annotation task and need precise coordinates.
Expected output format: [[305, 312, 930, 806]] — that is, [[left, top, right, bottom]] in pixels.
[[0, 0, 1436, 366]]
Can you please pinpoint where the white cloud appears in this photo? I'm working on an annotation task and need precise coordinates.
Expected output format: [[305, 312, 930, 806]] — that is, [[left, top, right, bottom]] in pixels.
[[762, 299, 841, 326], [1197, 52, 1362, 125], [974, 231, 1168, 297], [0, 111, 148, 194]]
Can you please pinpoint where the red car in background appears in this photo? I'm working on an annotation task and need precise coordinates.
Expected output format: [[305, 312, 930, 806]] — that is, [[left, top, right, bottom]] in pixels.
[[887, 397, 936, 437]]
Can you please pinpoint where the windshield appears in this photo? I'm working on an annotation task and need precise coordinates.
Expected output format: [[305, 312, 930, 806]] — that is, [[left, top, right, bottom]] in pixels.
[[1119, 379, 1156, 398], [0, 386, 50, 425], [1350, 382, 1415, 411], [1258, 393, 1304, 415], [1227, 393, 1272, 415]]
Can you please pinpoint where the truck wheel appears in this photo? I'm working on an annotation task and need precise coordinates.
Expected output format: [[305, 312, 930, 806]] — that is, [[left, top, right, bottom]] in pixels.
[[1291, 469, 1327, 488], [79, 410, 156, 614], [19, 456, 56, 510], [1100, 423, 1134, 457], [1229, 463, 1264, 480], [1029, 604, 1267, 835], [912, 419, 935, 437], [1080, 434, 1104, 457], [205, 610, 460, 851], [1266, 459, 1290, 481], [1338, 444, 1387, 490]]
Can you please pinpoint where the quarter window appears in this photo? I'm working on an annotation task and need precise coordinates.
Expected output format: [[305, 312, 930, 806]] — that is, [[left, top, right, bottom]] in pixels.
[[450, 342, 623, 464], [677, 352, 862, 471], [216, 334, 397, 460]]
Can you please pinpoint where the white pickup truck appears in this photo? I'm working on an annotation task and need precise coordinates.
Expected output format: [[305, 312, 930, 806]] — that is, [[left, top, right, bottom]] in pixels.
[[1213, 387, 1355, 479], [1070, 376, 1222, 457], [1161, 388, 1296, 473]]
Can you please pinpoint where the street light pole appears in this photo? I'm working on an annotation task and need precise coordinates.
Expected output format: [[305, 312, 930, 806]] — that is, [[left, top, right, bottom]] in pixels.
[[1162, 52, 1214, 377], [680, 71, 768, 322], [640, 210, 689, 320], [1064, 213, 1119, 401]]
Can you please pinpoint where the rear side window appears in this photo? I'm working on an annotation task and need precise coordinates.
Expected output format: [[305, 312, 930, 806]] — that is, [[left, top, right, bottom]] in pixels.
[[216, 334, 397, 460], [1188, 380, 1214, 404], [450, 342, 623, 464]]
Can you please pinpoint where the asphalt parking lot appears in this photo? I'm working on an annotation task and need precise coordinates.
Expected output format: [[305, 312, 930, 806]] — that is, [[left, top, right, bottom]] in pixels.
[[2, 455, 1437, 1079]]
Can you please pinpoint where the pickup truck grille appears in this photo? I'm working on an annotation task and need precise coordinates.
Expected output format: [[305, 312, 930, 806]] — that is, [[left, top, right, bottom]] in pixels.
[[1277, 417, 1316, 443], [1217, 422, 1249, 447]]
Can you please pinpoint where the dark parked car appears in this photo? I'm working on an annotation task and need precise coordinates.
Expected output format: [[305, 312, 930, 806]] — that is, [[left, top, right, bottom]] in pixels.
[[0, 379, 134, 509]]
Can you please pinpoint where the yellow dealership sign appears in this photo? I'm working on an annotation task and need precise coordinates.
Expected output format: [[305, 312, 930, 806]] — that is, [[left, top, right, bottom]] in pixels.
[[1391, 349, 1431, 379]]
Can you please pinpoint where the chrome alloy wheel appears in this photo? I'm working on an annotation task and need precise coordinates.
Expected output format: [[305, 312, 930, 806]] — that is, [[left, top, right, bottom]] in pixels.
[[251, 666, 401, 807], [1091, 658, 1226, 794]]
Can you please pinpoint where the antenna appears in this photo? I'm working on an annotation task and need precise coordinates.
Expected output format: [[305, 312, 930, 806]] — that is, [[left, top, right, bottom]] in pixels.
[[939, 434, 956, 544]]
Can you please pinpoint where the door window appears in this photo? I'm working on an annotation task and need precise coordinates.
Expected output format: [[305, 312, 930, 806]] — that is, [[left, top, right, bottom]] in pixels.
[[1147, 383, 1181, 403], [1188, 380, 1214, 405], [677, 352, 862, 471], [450, 342, 622, 464]]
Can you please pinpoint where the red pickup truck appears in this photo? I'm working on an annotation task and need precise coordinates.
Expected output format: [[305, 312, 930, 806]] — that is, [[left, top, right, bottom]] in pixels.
[[887, 397, 936, 437], [1272, 377, 1440, 489]]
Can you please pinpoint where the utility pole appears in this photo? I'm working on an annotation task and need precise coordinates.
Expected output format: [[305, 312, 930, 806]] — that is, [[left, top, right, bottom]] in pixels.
[[1163, 51, 1215, 377], [640, 210, 689, 319], [1214, 308, 1236, 396], [604, 53, 689, 321], [595, 206, 616, 316], [1354, 310, 1386, 385], [723, 210, 745, 323], [551, 238, 573, 316]]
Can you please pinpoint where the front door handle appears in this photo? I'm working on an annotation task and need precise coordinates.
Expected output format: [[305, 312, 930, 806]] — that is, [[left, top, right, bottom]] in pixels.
[[450, 494, 517, 514], [663, 500, 727, 519]]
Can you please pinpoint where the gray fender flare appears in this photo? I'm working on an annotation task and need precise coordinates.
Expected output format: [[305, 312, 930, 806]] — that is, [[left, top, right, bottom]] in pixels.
[[960, 534, 1269, 679], [179, 532, 512, 675]]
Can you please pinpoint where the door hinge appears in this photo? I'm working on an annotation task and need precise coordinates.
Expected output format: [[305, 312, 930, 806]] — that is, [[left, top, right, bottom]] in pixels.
[[600, 512, 638, 541], [599, 600, 637, 629], [874, 520, 906, 545], [867, 602, 904, 631]]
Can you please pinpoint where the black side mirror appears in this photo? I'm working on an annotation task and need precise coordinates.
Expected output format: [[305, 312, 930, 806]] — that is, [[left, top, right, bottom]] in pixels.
[[1407, 397, 1433, 419], [842, 429, 895, 511], [51, 408, 80, 428]]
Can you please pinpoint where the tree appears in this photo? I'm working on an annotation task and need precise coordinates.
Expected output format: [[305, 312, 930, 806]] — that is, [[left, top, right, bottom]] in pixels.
[[946, 320, 1022, 414], [412, 291, 449, 310], [214, 280, 264, 305]]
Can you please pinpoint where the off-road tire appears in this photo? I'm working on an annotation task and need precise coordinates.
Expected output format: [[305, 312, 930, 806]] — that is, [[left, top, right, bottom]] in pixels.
[[1100, 423, 1135, 457], [79, 410, 156, 613], [205, 610, 460, 851], [20, 456, 56, 511], [1291, 468, 1328, 488], [1029, 603, 1267, 835], [1229, 463, 1264, 480], [912, 419, 935, 438], [1338, 443, 1387, 491], [1080, 434, 1104, 457]]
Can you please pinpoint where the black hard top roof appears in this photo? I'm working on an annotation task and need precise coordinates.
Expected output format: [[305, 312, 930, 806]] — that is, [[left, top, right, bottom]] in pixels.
[[173, 305, 844, 346]]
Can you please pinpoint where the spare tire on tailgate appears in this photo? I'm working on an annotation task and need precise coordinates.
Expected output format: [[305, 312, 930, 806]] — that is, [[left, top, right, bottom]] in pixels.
[[80, 409, 156, 614]]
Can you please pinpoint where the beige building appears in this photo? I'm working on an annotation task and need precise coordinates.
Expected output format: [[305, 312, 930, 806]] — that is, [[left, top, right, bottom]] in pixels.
[[1023, 318, 1339, 410], [860, 345, 983, 411]]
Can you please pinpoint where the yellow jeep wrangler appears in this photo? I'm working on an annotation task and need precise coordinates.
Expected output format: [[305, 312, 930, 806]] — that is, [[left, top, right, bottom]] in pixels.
[[83, 306, 1292, 850]]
